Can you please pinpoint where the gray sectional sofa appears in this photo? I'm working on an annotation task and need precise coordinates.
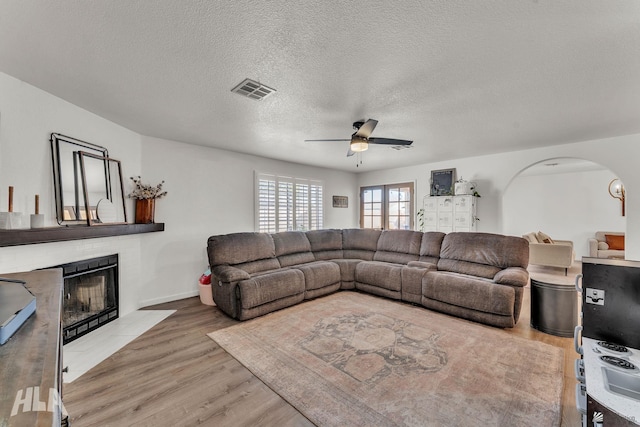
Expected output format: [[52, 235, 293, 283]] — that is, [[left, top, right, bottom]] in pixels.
[[206, 229, 529, 328]]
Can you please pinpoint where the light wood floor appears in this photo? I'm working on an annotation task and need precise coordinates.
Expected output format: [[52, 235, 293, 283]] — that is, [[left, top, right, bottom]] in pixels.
[[64, 287, 580, 427]]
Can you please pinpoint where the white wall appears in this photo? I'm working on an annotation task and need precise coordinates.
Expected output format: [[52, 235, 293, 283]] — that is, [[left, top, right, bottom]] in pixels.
[[137, 136, 358, 306], [503, 168, 626, 258], [357, 135, 640, 260], [0, 71, 144, 316]]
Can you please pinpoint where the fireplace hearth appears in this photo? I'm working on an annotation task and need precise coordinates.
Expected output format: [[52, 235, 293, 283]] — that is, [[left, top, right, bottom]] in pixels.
[[53, 254, 119, 344]]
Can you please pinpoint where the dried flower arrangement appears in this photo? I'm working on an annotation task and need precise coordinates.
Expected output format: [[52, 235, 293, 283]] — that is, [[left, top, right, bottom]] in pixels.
[[128, 176, 168, 200]]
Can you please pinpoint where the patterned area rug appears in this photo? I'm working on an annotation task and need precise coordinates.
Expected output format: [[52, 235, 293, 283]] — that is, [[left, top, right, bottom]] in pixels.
[[208, 292, 563, 426]]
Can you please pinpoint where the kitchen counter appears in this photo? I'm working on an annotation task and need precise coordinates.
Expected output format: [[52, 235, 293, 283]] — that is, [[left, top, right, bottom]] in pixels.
[[583, 337, 640, 424], [0, 269, 64, 426]]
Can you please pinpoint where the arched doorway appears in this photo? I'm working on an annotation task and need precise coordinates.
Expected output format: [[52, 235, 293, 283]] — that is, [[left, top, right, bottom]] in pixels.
[[502, 157, 625, 259]]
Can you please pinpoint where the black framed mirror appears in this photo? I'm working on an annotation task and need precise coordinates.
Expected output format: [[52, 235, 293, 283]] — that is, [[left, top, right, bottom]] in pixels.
[[51, 133, 127, 225], [78, 151, 127, 225]]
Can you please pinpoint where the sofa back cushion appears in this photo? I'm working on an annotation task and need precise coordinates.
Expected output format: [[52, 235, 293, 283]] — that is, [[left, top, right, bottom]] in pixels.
[[342, 229, 381, 260], [207, 232, 280, 274], [373, 230, 422, 264], [595, 231, 624, 241], [438, 232, 529, 279], [419, 232, 446, 264], [272, 231, 316, 267], [306, 229, 343, 260]]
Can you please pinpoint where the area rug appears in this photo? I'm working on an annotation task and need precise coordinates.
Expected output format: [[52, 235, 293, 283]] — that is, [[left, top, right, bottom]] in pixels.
[[208, 292, 564, 426]]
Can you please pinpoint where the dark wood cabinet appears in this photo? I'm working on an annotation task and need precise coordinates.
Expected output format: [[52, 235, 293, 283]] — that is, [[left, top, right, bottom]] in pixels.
[[588, 394, 637, 426], [0, 269, 65, 426]]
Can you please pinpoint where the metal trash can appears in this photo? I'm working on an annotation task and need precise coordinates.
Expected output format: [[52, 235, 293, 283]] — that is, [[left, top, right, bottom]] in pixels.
[[530, 278, 578, 337]]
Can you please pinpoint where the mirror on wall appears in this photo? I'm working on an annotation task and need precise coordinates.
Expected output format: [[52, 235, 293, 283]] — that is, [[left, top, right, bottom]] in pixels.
[[51, 133, 127, 225]]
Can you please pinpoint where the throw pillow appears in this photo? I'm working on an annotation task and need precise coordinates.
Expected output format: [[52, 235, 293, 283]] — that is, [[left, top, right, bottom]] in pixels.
[[605, 234, 625, 250], [522, 232, 538, 243], [537, 231, 555, 244], [598, 242, 609, 250]]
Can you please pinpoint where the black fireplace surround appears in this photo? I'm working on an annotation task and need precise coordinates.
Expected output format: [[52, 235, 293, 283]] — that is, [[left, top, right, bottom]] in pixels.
[[52, 254, 119, 344]]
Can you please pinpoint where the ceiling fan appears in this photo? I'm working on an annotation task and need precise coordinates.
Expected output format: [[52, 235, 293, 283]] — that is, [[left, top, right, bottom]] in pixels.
[[305, 119, 413, 157]]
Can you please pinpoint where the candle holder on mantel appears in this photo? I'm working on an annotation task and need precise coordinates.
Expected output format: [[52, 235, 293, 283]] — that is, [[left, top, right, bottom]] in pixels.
[[0, 186, 30, 230], [30, 194, 45, 228], [128, 176, 167, 225]]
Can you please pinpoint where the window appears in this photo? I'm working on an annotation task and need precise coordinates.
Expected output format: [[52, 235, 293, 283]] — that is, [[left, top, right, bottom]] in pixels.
[[256, 172, 323, 232], [360, 182, 414, 230]]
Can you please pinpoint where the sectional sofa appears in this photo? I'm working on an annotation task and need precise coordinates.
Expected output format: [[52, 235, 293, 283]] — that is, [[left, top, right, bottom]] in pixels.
[[206, 229, 529, 328]]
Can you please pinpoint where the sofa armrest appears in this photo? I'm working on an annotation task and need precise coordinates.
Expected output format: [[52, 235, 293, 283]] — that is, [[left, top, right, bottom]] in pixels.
[[212, 265, 250, 283], [588, 238, 599, 258], [406, 261, 437, 270], [494, 267, 528, 287]]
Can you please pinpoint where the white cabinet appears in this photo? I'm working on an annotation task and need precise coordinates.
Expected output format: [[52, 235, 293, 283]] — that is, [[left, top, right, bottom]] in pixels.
[[423, 195, 477, 233]]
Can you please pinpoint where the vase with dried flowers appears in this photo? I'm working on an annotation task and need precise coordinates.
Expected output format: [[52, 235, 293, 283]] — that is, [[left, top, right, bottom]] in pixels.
[[128, 176, 167, 224]]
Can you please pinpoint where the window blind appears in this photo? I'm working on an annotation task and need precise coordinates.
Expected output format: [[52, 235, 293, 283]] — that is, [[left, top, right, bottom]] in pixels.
[[256, 173, 323, 233]]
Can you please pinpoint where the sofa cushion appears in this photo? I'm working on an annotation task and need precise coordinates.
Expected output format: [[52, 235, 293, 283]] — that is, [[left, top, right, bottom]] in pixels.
[[605, 234, 625, 250], [330, 258, 361, 289], [306, 229, 343, 260], [595, 231, 624, 242], [295, 261, 341, 291], [419, 232, 446, 263], [355, 261, 403, 292], [238, 269, 305, 309], [401, 263, 436, 304], [342, 229, 381, 260], [537, 231, 554, 244], [598, 241, 609, 250], [438, 232, 529, 279], [208, 232, 275, 266], [273, 231, 316, 267], [423, 271, 515, 316], [373, 230, 422, 264]]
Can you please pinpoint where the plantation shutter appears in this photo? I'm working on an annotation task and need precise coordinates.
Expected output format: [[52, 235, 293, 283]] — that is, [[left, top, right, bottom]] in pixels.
[[256, 172, 324, 233]]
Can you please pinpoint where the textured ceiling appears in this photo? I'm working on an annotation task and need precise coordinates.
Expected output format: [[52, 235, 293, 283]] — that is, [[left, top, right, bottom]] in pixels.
[[1, 1, 639, 172]]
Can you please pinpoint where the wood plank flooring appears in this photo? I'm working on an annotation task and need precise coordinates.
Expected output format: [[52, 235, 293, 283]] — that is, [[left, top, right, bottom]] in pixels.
[[64, 287, 580, 427]]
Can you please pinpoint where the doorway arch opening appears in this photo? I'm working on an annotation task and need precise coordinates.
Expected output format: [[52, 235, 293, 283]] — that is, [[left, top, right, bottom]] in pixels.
[[502, 157, 625, 259]]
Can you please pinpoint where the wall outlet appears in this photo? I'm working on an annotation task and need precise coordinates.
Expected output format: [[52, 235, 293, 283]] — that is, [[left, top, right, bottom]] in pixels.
[[585, 288, 605, 305]]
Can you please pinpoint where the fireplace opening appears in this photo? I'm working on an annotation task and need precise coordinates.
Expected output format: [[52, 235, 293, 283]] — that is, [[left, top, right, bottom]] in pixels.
[[53, 254, 119, 344]]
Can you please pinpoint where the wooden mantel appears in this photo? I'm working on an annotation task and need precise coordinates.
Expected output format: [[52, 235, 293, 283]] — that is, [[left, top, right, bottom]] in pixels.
[[0, 223, 164, 247]]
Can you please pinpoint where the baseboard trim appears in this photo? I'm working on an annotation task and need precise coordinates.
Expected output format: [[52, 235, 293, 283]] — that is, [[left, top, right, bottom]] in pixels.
[[140, 290, 199, 308]]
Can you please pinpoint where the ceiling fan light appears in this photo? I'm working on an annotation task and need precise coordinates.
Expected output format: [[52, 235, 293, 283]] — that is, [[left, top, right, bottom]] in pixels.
[[350, 140, 369, 152]]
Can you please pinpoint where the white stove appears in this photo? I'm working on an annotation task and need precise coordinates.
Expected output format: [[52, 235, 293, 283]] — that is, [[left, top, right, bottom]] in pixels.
[[594, 341, 632, 358]]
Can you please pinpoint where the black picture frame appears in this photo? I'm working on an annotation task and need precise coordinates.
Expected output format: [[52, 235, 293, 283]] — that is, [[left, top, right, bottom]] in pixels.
[[332, 196, 348, 208], [78, 151, 127, 226], [430, 168, 456, 196], [51, 133, 110, 225]]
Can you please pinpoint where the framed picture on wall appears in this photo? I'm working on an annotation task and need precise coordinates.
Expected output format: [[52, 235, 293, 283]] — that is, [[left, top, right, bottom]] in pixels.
[[332, 196, 348, 208], [430, 168, 456, 196]]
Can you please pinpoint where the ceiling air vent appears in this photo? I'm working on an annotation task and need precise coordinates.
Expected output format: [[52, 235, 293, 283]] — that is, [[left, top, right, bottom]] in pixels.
[[231, 78, 276, 101]]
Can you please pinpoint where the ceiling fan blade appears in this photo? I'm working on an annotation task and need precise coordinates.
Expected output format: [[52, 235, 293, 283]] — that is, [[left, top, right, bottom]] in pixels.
[[346, 148, 355, 157], [354, 119, 378, 138], [368, 137, 413, 146], [304, 139, 351, 142]]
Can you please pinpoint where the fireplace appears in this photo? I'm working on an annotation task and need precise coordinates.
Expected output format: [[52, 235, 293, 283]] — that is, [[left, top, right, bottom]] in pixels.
[[53, 254, 119, 344]]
